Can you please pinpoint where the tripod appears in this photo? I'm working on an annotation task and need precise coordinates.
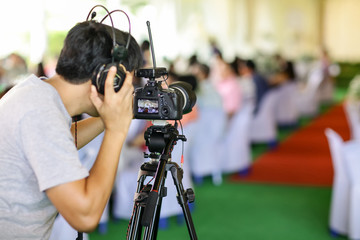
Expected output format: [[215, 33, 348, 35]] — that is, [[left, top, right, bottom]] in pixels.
[[126, 122, 198, 240]]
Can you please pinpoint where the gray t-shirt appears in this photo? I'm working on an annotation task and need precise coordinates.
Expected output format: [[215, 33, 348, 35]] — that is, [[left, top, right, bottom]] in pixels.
[[0, 75, 89, 239]]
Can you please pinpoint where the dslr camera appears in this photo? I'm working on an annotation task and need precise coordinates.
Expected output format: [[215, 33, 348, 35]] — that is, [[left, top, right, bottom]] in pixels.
[[133, 21, 196, 121], [133, 68, 196, 120]]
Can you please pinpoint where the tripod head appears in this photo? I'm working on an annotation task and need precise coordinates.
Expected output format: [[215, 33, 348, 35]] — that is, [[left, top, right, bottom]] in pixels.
[[143, 120, 186, 159]]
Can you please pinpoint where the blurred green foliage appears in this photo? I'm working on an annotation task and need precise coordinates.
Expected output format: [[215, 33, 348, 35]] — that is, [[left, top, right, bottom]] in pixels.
[[46, 31, 67, 59], [335, 62, 360, 88]]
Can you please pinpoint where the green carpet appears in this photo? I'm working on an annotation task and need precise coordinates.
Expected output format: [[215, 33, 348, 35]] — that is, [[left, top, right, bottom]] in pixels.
[[90, 179, 346, 240]]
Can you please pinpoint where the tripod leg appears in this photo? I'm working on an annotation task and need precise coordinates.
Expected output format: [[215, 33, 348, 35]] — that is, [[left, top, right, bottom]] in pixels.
[[127, 169, 150, 240], [143, 171, 167, 240], [141, 155, 168, 227], [127, 161, 166, 240], [169, 164, 198, 240]]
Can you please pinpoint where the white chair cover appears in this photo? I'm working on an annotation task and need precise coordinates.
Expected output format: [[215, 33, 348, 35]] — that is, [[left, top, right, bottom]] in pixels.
[[249, 90, 279, 143], [112, 146, 144, 220], [49, 214, 89, 240], [275, 82, 299, 126], [319, 77, 335, 103], [296, 67, 323, 117], [221, 101, 254, 173], [325, 128, 350, 235], [319, 63, 339, 104], [189, 106, 227, 183], [343, 138, 360, 240], [343, 101, 360, 141]]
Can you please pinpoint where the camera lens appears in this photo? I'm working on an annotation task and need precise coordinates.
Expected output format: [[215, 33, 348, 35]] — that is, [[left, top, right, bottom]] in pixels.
[[169, 81, 196, 114]]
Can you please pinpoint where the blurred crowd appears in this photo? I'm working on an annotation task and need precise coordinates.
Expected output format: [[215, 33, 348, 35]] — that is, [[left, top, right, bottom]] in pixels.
[[0, 40, 340, 238]]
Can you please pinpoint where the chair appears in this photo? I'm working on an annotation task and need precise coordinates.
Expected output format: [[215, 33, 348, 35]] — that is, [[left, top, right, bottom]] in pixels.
[[221, 101, 254, 174], [296, 67, 323, 117], [274, 82, 299, 127], [343, 139, 360, 240], [324, 128, 353, 236], [249, 89, 279, 146], [319, 63, 340, 104], [319, 77, 335, 104], [343, 101, 360, 141], [189, 106, 227, 184]]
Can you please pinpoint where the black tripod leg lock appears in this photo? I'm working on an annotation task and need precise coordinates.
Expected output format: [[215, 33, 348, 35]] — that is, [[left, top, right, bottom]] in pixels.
[[185, 188, 195, 203], [176, 188, 195, 205]]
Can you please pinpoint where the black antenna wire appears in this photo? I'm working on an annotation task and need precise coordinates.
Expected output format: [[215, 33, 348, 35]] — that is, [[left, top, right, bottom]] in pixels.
[[100, 10, 132, 50], [86, 5, 117, 49]]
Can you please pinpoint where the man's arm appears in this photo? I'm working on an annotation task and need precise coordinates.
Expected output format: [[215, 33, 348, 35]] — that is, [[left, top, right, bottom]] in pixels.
[[46, 66, 134, 232], [71, 117, 104, 149]]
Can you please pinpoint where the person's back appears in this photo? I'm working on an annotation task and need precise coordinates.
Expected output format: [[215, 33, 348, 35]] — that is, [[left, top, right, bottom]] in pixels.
[[238, 59, 270, 115], [214, 59, 242, 119], [253, 72, 270, 113]]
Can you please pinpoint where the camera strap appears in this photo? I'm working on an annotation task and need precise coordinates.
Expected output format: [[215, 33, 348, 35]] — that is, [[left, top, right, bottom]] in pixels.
[[76, 232, 83, 240]]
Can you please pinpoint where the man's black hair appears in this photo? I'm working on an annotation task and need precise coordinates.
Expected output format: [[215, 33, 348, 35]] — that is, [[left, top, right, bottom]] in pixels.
[[245, 59, 256, 71], [189, 54, 198, 66], [140, 40, 150, 52], [56, 21, 143, 84], [284, 60, 296, 80], [230, 57, 240, 75]]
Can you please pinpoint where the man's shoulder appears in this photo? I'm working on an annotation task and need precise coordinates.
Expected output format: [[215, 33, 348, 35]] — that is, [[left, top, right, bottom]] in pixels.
[[16, 74, 55, 94], [1, 75, 69, 123], [13, 75, 63, 109]]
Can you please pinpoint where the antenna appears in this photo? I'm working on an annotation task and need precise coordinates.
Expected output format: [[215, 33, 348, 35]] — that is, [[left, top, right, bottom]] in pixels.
[[134, 21, 167, 80], [146, 21, 157, 69]]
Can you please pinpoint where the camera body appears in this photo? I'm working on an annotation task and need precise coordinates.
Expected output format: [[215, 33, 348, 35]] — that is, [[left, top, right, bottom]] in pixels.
[[132, 21, 196, 121], [133, 68, 184, 120]]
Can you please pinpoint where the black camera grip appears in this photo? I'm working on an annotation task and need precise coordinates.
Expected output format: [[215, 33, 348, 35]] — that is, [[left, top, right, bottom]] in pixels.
[[141, 190, 158, 226]]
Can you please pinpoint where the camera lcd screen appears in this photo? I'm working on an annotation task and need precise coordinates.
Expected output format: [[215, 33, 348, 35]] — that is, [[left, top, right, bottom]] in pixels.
[[137, 99, 159, 114]]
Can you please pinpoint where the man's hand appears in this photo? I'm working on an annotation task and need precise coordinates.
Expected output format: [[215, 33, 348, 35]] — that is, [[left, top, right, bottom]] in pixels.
[[90, 65, 134, 134]]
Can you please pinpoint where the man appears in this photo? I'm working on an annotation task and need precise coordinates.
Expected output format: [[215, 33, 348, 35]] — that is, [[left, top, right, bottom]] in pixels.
[[0, 20, 143, 239]]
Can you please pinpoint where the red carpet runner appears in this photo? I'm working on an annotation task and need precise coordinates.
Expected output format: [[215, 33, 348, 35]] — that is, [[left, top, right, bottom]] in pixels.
[[231, 103, 351, 186]]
